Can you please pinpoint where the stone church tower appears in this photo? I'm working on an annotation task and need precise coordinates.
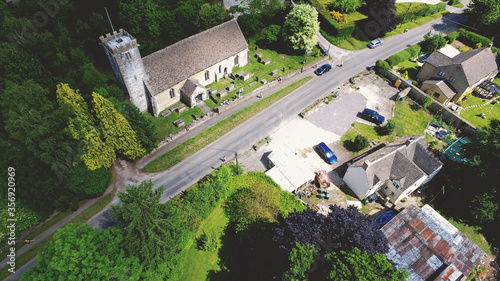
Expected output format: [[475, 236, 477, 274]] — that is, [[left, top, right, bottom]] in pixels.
[[99, 30, 151, 113]]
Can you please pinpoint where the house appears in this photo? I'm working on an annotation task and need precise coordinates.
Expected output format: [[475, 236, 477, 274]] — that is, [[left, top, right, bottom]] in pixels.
[[100, 19, 249, 116], [382, 204, 486, 281], [417, 46, 498, 105], [343, 135, 442, 204]]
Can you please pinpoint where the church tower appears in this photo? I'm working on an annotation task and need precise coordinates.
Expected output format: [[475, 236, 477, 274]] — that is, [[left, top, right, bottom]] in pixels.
[[100, 29, 150, 112]]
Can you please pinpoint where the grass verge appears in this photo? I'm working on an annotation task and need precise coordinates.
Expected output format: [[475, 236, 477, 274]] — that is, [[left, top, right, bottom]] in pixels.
[[385, 11, 449, 37], [447, 217, 492, 255], [0, 193, 114, 280], [143, 76, 313, 172], [179, 205, 229, 281]]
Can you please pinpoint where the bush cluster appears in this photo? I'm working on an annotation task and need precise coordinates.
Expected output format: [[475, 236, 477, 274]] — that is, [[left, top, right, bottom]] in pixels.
[[376, 60, 391, 71], [445, 31, 459, 43], [398, 2, 446, 24], [455, 29, 500, 53], [310, 0, 355, 38], [386, 44, 421, 66]]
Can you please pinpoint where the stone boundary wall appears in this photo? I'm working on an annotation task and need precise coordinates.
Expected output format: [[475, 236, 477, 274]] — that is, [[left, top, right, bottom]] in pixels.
[[377, 68, 478, 136]]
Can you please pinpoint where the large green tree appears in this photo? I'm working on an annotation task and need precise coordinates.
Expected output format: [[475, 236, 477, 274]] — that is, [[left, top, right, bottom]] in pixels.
[[110, 181, 170, 268], [330, 0, 363, 13], [282, 4, 320, 52], [19, 223, 143, 280], [467, 0, 500, 26], [197, 3, 228, 31]]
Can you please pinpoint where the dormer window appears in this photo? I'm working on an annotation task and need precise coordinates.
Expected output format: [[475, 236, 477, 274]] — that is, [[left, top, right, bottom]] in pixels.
[[439, 71, 445, 77], [449, 77, 455, 83]]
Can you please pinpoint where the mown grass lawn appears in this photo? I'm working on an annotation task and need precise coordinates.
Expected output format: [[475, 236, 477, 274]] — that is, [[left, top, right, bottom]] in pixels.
[[179, 205, 229, 281], [397, 60, 420, 80], [385, 10, 449, 37], [459, 94, 488, 108], [341, 99, 432, 154], [460, 101, 500, 128], [147, 105, 205, 139]]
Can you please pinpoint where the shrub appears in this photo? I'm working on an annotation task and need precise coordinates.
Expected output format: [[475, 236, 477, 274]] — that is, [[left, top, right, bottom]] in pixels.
[[379, 119, 396, 135], [422, 96, 434, 110], [330, 10, 347, 24], [65, 164, 112, 197], [445, 31, 459, 43], [310, 0, 355, 38], [398, 2, 446, 23], [474, 42, 482, 49], [375, 60, 390, 71], [386, 44, 420, 66], [198, 231, 219, 251], [354, 135, 369, 151], [421, 32, 446, 53], [448, 0, 460, 6], [408, 44, 421, 57]]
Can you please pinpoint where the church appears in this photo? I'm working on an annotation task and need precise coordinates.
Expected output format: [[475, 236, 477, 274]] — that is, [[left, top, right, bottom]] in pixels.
[[100, 19, 249, 116]]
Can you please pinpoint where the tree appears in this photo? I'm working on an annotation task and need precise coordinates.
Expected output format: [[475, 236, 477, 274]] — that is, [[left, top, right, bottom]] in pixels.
[[91, 92, 145, 161], [422, 96, 434, 110], [282, 4, 320, 53], [354, 134, 369, 151], [366, 0, 398, 37], [262, 24, 281, 46], [467, 0, 500, 26], [117, 100, 159, 154], [283, 243, 318, 281], [421, 32, 447, 53], [56, 83, 116, 170], [330, 0, 363, 14], [275, 205, 389, 254], [237, 13, 265, 37], [110, 181, 169, 267], [19, 224, 143, 280], [379, 119, 396, 135], [64, 164, 112, 197], [471, 193, 499, 223], [197, 3, 228, 31]]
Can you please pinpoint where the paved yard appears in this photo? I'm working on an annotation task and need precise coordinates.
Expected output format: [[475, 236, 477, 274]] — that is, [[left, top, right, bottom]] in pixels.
[[239, 72, 399, 203]]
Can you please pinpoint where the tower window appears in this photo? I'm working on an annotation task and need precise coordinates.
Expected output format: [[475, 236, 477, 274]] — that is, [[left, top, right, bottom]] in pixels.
[[205, 71, 210, 81], [169, 88, 175, 98], [234, 55, 239, 66]]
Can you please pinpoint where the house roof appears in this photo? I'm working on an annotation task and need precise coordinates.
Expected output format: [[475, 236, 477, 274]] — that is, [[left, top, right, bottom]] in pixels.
[[382, 204, 486, 281], [142, 19, 248, 96], [350, 135, 442, 191], [423, 79, 457, 98], [425, 48, 498, 87]]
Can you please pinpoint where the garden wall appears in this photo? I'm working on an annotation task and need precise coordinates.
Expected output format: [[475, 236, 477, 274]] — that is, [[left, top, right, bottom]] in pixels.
[[376, 68, 478, 136]]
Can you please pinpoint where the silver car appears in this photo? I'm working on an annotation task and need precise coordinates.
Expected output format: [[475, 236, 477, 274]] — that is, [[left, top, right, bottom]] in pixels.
[[368, 39, 383, 49]]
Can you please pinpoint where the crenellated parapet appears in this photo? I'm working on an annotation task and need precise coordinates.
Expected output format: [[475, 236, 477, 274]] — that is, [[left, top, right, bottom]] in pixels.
[[99, 29, 138, 54]]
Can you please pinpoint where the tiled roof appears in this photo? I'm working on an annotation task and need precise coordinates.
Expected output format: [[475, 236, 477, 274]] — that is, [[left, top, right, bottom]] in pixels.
[[180, 78, 204, 99], [382, 204, 486, 281], [423, 79, 458, 99], [350, 135, 442, 191], [143, 19, 248, 96], [425, 48, 498, 87]]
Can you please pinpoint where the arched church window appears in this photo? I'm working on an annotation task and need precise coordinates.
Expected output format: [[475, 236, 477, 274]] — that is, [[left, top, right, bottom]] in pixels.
[[234, 55, 239, 66], [169, 88, 175, 98], [205, 71, 210, 81], [219, 65, 222, 73]]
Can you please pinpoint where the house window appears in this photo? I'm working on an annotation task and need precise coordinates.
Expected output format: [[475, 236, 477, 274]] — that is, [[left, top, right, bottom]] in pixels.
[[439, 71, 445, 77], [449, 77, 455, 83], [219, 65, 222, 73], [384, 186, 389, 191], [433, 92, 440, 98], [234, 55, 239, 66], [169, 88, 175, 98], [205, 71, 209, 81], [389, 192, 395, 198]]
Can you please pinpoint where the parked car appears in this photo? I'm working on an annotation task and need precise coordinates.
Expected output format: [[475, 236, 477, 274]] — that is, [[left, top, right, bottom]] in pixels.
[[362, 108, 385, 125], [367, 38, 383, 49], [314, 64, 332, 76], [316, 142, 338, 164], [418, 53, 431, 62]]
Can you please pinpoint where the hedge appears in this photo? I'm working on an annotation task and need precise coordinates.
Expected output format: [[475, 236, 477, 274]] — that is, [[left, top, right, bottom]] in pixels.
[[309, 0, 355, 38], [445, 31, 459, 43], [397, 2, 446, 24], [376, 60, 390, 71], [386, 44, 421, 66], [457, 28, 500, 53]]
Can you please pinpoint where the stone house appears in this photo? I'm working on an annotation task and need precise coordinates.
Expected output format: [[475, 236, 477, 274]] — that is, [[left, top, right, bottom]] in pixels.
[[382, 204, 485, 281], [100, 19, 249, 116], [416, 46, 498, 105], [343, 135, 442, 204]]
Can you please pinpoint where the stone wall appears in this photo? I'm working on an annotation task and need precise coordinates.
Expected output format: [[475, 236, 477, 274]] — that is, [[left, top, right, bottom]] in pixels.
[[377, 68, 477, 136]]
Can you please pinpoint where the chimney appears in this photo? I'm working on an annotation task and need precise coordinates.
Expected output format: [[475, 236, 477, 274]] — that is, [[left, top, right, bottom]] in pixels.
[[362, 160, 370, 170], [488, 42, 493, 49], [405, 137, 414, 146]]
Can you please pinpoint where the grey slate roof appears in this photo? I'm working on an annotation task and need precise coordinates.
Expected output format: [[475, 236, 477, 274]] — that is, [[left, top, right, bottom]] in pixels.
[[180, 78, 205, 99], [425, 48, 498, 87], [350, 135, 442, 191], [382, 204, 486, 281], [143, 19, 248, 96], [423, 79, 458, 99]]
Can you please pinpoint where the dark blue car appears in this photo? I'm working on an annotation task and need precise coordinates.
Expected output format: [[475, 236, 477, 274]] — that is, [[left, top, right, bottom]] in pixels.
[[317, 142, 338, 164], [314, 64, 332, 76], [362, 108, 385, 125]]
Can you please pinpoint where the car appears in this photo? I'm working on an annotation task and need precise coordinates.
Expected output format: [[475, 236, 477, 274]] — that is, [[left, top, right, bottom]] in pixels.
[[362, 108, 385, 125], [316, 142, 338, 164], [314, 63, 332, 75], [418, 53, 431, 62], [367, 38, 383, 49]]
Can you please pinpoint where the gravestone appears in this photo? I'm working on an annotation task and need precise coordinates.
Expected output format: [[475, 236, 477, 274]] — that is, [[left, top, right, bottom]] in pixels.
[[242, 72, 251, 81], [161, 110, 172, 118], [173, 119, 185, 127], [209, 87, 218, 95], [271, 69, 279, 76], [249, 82, 256, 87], [176, 105, 187, 113], [261, 79, 268, 84], [227, 84, 235, 92], [218, 89, 227, 98], [262, 58, 271, 65], [237, 70, 245, 77]]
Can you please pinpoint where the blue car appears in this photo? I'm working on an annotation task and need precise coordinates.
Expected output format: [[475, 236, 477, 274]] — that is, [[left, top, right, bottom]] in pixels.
[[362, 108, 385, 125], [314, 64, 332, 76], [317, 142, 338, 164]]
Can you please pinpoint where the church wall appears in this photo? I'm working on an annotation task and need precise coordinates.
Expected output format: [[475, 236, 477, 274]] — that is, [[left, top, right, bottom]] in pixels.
[[154, 82, 184, 116], [190, 49, 249, 87]]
